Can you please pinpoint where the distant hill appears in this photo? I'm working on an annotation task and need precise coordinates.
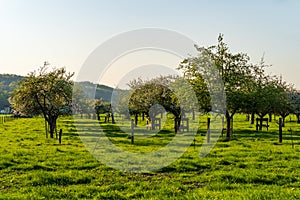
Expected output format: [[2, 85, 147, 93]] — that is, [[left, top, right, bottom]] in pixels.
[[0, 74, 115, 110], [76, 81, 114, 102], [0, 74, 23, 110]]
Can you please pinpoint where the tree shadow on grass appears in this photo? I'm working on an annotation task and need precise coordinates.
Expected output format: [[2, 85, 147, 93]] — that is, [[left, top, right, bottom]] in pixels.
[[232, 129, 278, 140]]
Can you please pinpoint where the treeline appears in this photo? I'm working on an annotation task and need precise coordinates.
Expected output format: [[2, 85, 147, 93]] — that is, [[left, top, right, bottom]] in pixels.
[[0, 74, 23, 110]]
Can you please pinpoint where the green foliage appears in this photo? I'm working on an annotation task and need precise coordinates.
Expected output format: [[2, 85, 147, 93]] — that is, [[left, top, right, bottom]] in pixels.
[[128, 76, 198, 133], [9, 65, 74, 138], [178, 34, 298, 138], [178, 34, 254, 138]]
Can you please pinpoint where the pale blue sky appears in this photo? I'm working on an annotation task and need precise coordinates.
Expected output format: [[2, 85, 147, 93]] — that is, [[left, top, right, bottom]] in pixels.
[[0, 0, 300, 88]]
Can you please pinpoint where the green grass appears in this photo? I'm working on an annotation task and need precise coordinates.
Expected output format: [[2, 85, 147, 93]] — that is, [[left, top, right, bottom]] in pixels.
[[0, 114, 300, 199]]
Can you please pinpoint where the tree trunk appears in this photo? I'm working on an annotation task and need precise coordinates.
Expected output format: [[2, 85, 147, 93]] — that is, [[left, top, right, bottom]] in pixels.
[[280, 115, 286, 127], [259, 116, 263, 131], [97, 113, 100, 121], [250, 112, 255, 124], [107, 114, 110, 123], [48, 117, 57, 138], [297, 114, 300, 124], [268, 113, 272, 122], [174, 117, 179, 134], [111, 112, 115, 124], [134, 113, 138, 126], [178, 117, 181, 130], [45, 119, 48, 138], [226, 112, 231, 139]]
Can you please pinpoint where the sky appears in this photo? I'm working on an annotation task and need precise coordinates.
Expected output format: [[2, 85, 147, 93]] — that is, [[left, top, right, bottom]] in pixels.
[[0, 0, 300, 88]]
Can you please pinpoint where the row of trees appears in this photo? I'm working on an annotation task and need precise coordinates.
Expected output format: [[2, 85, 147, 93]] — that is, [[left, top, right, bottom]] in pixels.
[[9, 35, 300, 139], [122, 34, 299, 138], [123, 76, 198, 133], [179, 34, 298, 137]]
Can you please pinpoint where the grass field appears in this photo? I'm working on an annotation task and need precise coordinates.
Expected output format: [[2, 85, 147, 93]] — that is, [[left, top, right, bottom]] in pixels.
[[1, 114, 300, 199]]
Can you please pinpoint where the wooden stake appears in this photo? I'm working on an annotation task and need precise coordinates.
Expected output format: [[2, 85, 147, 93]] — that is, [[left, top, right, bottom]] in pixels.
[[279, 118, 282, 143], [207, 118, 211, 143]]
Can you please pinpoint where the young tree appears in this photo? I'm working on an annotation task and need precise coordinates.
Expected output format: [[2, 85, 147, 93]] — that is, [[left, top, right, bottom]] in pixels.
[[178, 34, 252, 138], [272, 77, 294, 127], [94, 100, 114, 123], [128, 76, 197, 133], [72, 85, 94, 118], [10, 63, 73, 138], [290, 91, 300, 123]]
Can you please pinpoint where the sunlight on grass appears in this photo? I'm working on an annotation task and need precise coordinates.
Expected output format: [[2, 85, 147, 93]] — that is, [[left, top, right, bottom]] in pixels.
[[0, 115, 300, 199]]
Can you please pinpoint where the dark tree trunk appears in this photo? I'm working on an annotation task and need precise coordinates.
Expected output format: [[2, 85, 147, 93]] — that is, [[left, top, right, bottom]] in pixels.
[[111, 112, 115, 124], [226, 112, 231, 139], [280, 115, 286, 127], [45, 119, 48, 138], [268, 113, 272, 122], [134, 113, 138, 126], [250, 112, 255, 124], [246, 114, 250, 121], [97, 113, 100, 121], [174, 118, 179, 134], [142, 113, 145, 121], [174, 115, 181, 134], [259, 117, 263, 131], [297, 114, 300, 124], [48, 117, 57, 139]]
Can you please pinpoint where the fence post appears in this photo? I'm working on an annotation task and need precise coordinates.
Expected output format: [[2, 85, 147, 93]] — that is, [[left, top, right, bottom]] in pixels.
[[279, 118, 283, 143], [131, 119, 134, 144], [207, 117, 211, 143]]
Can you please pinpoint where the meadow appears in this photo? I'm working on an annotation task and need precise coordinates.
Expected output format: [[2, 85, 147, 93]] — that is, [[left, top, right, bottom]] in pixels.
[[0, 114, 300, 199]]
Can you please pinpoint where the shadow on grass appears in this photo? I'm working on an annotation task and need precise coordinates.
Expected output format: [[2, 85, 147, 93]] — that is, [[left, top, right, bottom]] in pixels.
[[158, 162, 211, 173], [232, 129, 278, 140]]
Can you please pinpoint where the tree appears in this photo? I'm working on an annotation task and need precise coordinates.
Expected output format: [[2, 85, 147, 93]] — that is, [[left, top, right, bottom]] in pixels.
[[94, 99, 114, 123], [128, 78, 167, 129], [10, 63, 73, 138], [290, 91, 300, 123], [178, 34, 253, 138], [272, 76, 294, 127], [128, 76, 197, 133], [112, 88, 131, 120], [72, 84, 94, 118]]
